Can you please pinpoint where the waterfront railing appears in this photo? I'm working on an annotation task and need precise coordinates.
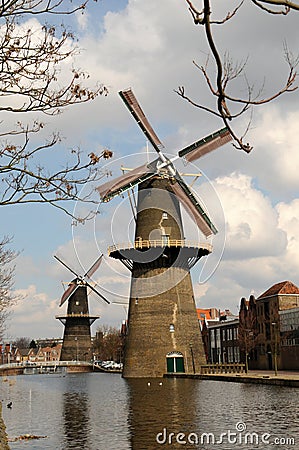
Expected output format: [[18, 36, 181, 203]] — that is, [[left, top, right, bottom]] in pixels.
[[201, 363, 245, 374]]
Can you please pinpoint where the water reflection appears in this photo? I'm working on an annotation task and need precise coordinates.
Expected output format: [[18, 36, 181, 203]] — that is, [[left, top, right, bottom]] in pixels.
[[63, 392, 90, 449], [126, 378, 299, 450], [126, 378, 202, 450], [1, 374, 299, 450]]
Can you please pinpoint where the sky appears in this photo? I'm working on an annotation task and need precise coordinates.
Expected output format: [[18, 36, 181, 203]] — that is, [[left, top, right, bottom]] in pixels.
[[2, 0, 299, 340]]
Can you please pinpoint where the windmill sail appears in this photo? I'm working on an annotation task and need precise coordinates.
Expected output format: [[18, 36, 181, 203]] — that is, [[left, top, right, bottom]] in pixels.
[[119, 89, 164, 153], [97, 161, 157, 202], [178, 127, 231, 162], [60, 282, 79, 306], [84, 255, 103, 279], [171, 178, 217, 237], [54, 255, 78, 279], [85, 283, 110, 304], [55, 254, 110, 306], [98, 88, 232, 238]]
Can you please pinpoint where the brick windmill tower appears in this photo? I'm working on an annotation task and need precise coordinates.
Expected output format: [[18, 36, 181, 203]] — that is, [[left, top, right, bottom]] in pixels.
[[55, 255, 110, 361], [98, 89, 231, 377]]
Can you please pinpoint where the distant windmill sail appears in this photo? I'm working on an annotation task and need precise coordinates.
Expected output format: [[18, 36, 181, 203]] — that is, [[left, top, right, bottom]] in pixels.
[[84, 255, 103, 279], [55, 255, 110, 306], [60, 282, 78, 307], [178, 127, 232, 162]]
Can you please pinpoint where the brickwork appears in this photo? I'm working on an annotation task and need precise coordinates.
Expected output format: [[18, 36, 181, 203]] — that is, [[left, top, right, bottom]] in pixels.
[[254, 283, 299, 370], [121, 176, 207, 378]]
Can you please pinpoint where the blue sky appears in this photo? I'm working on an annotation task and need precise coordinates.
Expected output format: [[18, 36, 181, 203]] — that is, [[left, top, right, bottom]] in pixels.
[[3, 0, 299, 339]]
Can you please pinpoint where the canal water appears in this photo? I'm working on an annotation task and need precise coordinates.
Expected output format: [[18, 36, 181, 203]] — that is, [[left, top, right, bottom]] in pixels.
[[1, 373, 299, 449]]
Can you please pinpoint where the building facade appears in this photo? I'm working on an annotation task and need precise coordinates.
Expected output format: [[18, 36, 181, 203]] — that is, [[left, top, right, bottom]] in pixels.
[[203, 317, 240, 364], [279, 307, 299, 370], [239, 281, 299, 370]]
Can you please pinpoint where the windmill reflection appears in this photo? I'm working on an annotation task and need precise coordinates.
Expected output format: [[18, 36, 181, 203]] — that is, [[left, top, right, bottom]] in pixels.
[[126, 378, 201, 450], [62, 390, 91, 450]]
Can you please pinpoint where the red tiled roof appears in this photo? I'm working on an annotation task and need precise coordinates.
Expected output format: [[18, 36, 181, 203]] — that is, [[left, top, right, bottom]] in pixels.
[[258, 281, 299, 299], [197, 308, 212, 320]]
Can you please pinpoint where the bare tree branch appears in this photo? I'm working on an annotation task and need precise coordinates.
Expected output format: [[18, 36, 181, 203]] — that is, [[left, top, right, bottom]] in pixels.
[[0, 0, 114, 222], [181, 0, 299, 152], [0, 0, 90, 17], [0, 236, 19, 339]]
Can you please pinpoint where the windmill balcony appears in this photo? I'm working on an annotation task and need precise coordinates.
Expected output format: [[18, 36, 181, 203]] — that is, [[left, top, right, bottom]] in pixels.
[[108, 238, 212, 271], [55, 313, 97, 318], [108, 238, 212, 254]]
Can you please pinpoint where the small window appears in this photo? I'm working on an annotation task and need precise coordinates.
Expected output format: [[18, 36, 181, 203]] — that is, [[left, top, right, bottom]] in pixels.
[[169, 324, 175, 333], [162, 212, 168, 220], [75, 301, 80, 306], [162, 234, 169, 245]]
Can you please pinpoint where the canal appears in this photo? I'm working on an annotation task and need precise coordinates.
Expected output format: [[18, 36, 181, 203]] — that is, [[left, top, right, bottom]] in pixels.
[[1, 373, 299, 449]]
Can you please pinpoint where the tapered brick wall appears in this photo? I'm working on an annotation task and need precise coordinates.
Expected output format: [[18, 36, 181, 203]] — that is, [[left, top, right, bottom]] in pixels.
[[122, 176, 207, 378]]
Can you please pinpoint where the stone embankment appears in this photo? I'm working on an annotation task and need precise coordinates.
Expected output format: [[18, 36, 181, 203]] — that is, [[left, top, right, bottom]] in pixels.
[[0, 404, 9, 450], [165, 370, 299, 387]]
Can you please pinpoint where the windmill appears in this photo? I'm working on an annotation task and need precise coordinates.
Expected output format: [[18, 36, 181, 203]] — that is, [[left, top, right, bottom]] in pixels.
[[97, 88, 232, 377], [55, 255, 110, 362]]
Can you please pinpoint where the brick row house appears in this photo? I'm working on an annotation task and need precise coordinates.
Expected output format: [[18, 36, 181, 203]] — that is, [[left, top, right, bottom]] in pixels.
[[245, 281, 299, 370], [200, 280, 299, 371]]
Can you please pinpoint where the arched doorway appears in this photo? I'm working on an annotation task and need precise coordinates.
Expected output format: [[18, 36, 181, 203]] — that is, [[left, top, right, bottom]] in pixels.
[[166, 352, 185, 373]]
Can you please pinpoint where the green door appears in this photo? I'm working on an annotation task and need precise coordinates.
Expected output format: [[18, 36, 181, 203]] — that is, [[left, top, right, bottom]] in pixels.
[[166, 353, 185, 373], [167, 357, 175, 373], [175, 357, 185, 373]]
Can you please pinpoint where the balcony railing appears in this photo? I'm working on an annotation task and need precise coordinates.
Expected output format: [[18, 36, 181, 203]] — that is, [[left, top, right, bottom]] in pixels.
[[108, 239, 212, 255]]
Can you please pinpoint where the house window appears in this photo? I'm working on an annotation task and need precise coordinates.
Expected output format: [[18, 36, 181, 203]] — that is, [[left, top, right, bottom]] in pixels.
[[162, 212, 168, 220]]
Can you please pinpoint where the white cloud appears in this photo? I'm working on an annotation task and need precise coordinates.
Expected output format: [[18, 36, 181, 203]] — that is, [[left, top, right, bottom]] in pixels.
[[5, 0, 299, 339], [276, 199, 299, 278], [214, 172, 287, 259], [8, 285, 60, 338], [75, 10, 89, 31], [252, 107, 299, 196]]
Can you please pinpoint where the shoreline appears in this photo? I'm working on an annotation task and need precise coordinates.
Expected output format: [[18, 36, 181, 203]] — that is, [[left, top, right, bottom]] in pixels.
[[164, 370, 299, 387]]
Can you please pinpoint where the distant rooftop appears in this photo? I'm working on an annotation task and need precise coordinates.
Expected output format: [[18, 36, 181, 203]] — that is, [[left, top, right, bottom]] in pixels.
[[258, 281, 299, 299]]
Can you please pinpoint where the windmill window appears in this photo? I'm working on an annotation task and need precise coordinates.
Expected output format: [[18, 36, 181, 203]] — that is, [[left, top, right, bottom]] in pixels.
[[169, 324, 175, 333], [162, 234, 169, 245], [76, 301, 80, 306], [162, 212, 168, 220]]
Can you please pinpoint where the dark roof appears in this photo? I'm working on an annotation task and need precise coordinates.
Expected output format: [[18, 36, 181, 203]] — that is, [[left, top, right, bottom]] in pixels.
[[18, 348, 30, 356], [258, 281, 299, 299]]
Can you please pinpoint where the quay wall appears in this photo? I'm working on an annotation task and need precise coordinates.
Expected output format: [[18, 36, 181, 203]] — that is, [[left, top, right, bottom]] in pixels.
[[0, 404, 9, 450], [164, 373, 299, 387]]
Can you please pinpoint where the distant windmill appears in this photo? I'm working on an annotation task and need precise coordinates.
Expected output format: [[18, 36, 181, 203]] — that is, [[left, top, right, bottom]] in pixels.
[[55, 255, 109, 362], [97, 88, 232, 377]]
